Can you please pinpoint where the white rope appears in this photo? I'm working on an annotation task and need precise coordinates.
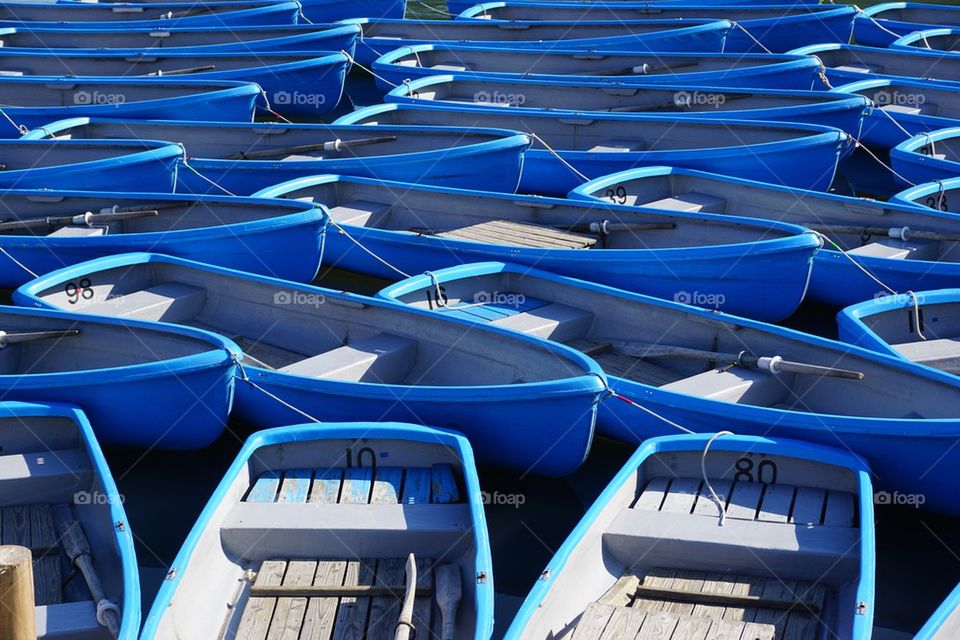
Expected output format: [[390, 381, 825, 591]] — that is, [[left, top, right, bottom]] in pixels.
[[850, 135, 916, 186], [232, 355, 323, 423], [0, 246, 37, 278], [341, 49, 398, 88], [327, 218, 412, 278], [528, 132, 590, 183], [869, 97, 917, 140], [816, 232, 897, 295], [732, 21, 773, 54], [424, 270, 446, 307], [0, 107, 26, 135], [852, 4, 907, 41], [181, 158, 238, 196], [259, 89, 294, 124], [701, 431, 734, 526], [909, 290, 927, 341]]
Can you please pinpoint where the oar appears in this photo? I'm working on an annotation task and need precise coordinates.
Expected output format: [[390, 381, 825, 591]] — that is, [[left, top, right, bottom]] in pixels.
[[225, 136, 398, 160], [436, 564, 461, 640], [53, 506, 120, 638], [579, 60, 699, 76], [145, 65, 215, 76], [564, 221, 675, 234], [394, 553, 417, 640], [616, 342, 865, 380], [0, 329, 79, 348], [0, 209, 158, 232], [810, 224, 960, 243]]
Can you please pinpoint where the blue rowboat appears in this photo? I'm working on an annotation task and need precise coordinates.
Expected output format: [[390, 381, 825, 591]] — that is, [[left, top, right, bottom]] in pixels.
[[570, 165, 960, 307], [892, 175, 960, 211], [457, 3, 857, 54], [0, 191, 328, 286], [504, 433, 874, 640], [371, 45, 823, 91], [0, 402, 140, 639], [22, 118, 530, 195], [0, 305, 237, 449], [854, 3, 960, 48], [916, 582, 960, 639], [386, 75, 869, 136], [16, 253, 607, 477], [0, 0, 300, 28], [0, 78, 259, 138], [0, 49, 349, 118], [140, 422, 493, 639], [115, 0, 405, 21], [0, 23, 360, 55], [0, 139, 181, 191], [792, 43, 960, 88], [335, 103, 850, 194], [448, 0, 823, 16], [376, 260, 960, 518], [891, 28, 960, 53], [346, 17, 732, 65], [890, 128, 960, 186], [253, 175, 820, 321], [831, 78, 960, 149], [838, 289, 960, 375]]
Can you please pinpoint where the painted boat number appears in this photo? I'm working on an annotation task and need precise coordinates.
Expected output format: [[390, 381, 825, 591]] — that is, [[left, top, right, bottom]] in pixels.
[[604, 185, 629, 205], [64, 278, 94, 305], [734, 456, 778, 484]]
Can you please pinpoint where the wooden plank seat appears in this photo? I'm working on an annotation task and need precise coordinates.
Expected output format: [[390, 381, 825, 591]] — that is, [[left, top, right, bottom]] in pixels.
[[601, 477, 858, 587], [566, 340, 684, 386], [278, 332, 418, 383], [82, 282, 206, 322], [233, 464, 462, 640], [418, 219, 599, 249], [891, 336, 960, 372]]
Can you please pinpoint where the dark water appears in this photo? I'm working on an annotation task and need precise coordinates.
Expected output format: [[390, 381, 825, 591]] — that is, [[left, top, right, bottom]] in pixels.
[[107, 266, 960, 637]]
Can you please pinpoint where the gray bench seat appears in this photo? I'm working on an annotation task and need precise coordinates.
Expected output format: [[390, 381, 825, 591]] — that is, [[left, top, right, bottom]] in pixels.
[[491, 302, 594, 341], [640, 191, 726, 213], [846, 238, 940, 260], [658, 367, 791, 405], [279, 332, 417, 382], [0, 449, 91, 505], [892, 336, 960, 372], [83, 282, 206, 322]]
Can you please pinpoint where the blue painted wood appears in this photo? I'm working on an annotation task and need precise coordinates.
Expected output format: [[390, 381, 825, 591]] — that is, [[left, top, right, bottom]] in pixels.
[[402, 468, 432, 505], [370, 467, 403, 504], [277, 468, 311, 504], [341, 467, 374, 504], [310, 468, 343, 504], [246, 470, 281, 503], [431, 463, 461, 504]]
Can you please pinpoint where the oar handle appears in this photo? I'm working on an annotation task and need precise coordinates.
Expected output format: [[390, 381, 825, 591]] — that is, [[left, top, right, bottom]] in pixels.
[[228, 136, 398, 160], [323, 135, 398, 152], [812, 224, 960, 243], [745, 355, 865, 380], [0, 329, 79, 347], [146, 64, 215, 76], [565, 221, 675, 234]]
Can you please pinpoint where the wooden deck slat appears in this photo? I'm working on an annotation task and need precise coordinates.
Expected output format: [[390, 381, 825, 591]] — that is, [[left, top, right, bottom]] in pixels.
[[790, 487, 826, 526], [660, 479, 701, 514], [725, 483, 763, 521], [340, 467, 373, 505], [663, 571, 705, 615], [692, 480, 732, 519], [431, 463, 461, 504], [402, 468, 431, 505], [593, 350, 683, 386], [670, 614, 713, 640], [691, 574, 736, 620], [701, 619, 744, 640], [599, 573, 640, 607], [247, 471, 281, 503], [741, 621, 777, 640], [721, 575, 762, 623], [277, 469, 312, 504], [300, 561, 347, 640], [751, 579, 791, 639], [370, 467, 403, 505], [757, 485, 795, 524], [30, 504, 60, 606], [331, 560, 376, 640], [600, 606, 646, 639], [309, 469, 343, 504], [571, 602, 616, 640], [412, 558, 433, 634], [823, 491, 855, 527], [781, 612, 818, 640], [266, 560, 315, 640], [634, 477, 670, 511], [634, 569, 676, 612], [635, 611, 680, 639], [367, 559, 406, 640], [432, 219, 598, 249], [236, 560, 286, 640]]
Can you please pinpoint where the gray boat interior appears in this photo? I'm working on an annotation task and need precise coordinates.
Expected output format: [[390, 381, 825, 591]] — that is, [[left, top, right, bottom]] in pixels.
[[270, 179, 798, 251], [518, 446, 865, 640], [0, 142, 166, 171], [587, 170, 960, 262], [397, 78, 838, 114], [32, 261, 591, 387], [816, 46, 960, 81], [0, 311, 222, 375], [151, 436, 482, 639], [390, 269, 960, 419], [0, 1, 272, 22], [346, 106, 827, 152], [362, 19, 722, 41], [871, 5, 960, 26], [855, 301, 960, 375], [0, 52, 329, 77], [0, 194, 312, 237], [0, 412, 125, 639], [0, 81, 250, 107], [897, 32, 960, 52], [468, 5, 830, 22], [849, 81, 959, 119], [0, 25, 351, 49], [32, 120, 512, 160], [384, 48, 799, 77]]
